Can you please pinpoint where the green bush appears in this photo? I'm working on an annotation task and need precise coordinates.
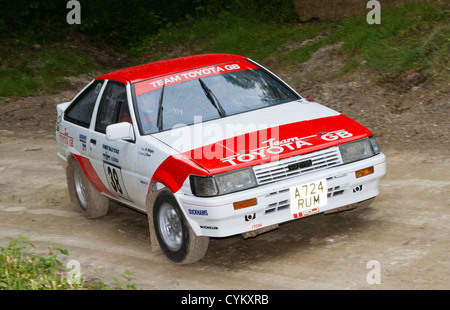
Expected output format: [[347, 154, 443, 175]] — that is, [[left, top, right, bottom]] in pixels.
[[1, 1, 447, 98], [0, 235, 81, 290], [0, 235, 136, 290]]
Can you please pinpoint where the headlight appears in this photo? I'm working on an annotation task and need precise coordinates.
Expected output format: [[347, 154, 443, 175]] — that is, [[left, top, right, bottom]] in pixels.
[[369, 136, 380, 155], [190, 176, 218, 197], [338, 137, 380, 164], [190, 168, 257, 197], [215, 168, 257, 195]]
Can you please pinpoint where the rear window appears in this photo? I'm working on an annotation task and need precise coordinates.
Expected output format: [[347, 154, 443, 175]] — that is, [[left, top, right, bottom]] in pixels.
[[65, 81, 103, 127]]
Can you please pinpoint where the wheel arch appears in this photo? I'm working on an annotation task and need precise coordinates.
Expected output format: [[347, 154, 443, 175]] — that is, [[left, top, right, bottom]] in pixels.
[[145, 182, 203, 254], [66, 153, 109, 218]]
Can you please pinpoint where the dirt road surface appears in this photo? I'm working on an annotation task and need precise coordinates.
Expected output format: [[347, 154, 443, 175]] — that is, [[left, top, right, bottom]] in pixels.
[[0, 134, 448, 290]]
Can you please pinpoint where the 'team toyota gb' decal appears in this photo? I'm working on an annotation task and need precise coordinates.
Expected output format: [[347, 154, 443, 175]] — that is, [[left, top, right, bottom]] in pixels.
[[134, 60, 258, 96], [221, 129, 352, 166]]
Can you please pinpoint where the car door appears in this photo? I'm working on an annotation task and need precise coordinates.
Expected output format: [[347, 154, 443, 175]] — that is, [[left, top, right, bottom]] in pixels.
[[89, 80, 142, 209]]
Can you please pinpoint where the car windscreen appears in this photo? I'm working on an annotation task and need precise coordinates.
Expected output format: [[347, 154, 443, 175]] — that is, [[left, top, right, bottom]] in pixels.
[[133, 60, 300, 134]]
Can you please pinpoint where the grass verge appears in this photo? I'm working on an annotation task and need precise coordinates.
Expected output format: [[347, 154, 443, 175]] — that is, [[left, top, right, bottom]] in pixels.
[[333, 2, 449, 79], [0, 48, 97, 97], [1, 2, 448, 98], [138, 2, 448, 81], [0, 235, 136, 290]]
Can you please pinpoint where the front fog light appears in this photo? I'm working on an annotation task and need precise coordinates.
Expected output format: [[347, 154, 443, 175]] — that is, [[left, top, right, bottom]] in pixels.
[[355, 166, 374, 178], [233, 198, 257, 210]]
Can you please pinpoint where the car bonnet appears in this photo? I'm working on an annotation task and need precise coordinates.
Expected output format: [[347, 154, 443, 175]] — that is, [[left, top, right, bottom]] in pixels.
[[151, 99, 373, 175]]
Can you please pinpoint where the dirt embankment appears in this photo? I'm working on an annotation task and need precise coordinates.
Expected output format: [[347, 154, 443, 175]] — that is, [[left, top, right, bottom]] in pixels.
[[1, 41, 448, 154]]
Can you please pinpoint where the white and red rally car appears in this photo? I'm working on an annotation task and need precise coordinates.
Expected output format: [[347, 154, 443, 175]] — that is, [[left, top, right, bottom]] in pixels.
[[56, 53, 386, 264]]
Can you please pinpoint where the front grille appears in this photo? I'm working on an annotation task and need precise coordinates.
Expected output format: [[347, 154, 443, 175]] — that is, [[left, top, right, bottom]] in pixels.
[[327, 184, 349, 198], [253, 147, 342, 185], [265, 189, 290, 214]]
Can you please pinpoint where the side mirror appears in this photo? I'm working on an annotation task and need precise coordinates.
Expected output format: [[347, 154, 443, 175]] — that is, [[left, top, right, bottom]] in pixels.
[[106, 122, 135, 141]]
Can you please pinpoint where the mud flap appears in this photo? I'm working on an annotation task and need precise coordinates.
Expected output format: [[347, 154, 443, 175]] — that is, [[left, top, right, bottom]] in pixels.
[[323, 197, 375, 215], [242, 224, 279, 239], [66, 160, 78, 206]]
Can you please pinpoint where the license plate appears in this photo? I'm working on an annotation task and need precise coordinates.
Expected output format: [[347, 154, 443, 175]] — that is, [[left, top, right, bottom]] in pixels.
[[290, 179, 327, 215]]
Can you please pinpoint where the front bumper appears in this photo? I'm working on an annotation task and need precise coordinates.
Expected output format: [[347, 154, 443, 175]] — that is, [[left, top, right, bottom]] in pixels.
[[175, 153, 386, 237]]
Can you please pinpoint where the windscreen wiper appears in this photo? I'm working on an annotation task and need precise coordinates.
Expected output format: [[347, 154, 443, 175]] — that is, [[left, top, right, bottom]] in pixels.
[[157, 83, 165, 131], [198, 78, 226, 118]]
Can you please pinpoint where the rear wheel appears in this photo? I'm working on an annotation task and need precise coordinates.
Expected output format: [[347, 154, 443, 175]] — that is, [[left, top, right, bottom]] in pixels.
[[67, 159, 109, 218], [153, 191, 209, 264]]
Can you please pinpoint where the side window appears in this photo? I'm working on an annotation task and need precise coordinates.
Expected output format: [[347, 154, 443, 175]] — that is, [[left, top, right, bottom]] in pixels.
[[65, 80, 103, 127], [95, 81, 131, 134]]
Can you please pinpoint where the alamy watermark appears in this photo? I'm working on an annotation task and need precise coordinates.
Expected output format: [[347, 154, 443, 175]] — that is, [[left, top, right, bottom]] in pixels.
[[66, 1, 380, 26], [367, 0, 381, 24], [66, 0, 81, 25], [66, 259, 81, 285], [170, 116, 280, 164], [366, 260, 381, 285]]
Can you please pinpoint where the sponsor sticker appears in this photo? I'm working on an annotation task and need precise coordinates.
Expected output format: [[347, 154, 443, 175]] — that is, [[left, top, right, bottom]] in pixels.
[[220, 130, 353, 166], [188, 209, 209, 216], [59, 128, 74, 147], [134, 60, 258, 96]]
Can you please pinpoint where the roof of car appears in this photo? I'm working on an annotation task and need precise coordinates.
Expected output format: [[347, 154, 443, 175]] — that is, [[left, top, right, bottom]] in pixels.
[[96, 53, 247, 84]]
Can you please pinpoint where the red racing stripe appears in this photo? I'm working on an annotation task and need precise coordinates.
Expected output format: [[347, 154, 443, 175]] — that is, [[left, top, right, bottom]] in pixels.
[[149, 114, 372, 194], [182, 114, 373, 175], [149, 154, 210, 194]]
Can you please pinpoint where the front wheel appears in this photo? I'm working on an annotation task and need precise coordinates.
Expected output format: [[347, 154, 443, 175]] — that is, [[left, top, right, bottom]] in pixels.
[[153, 191, 209, 264]]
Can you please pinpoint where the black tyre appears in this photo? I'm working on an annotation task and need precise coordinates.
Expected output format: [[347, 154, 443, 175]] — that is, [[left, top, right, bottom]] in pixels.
[[67, 158, 109, 218], [153, 191, 209, 264]]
